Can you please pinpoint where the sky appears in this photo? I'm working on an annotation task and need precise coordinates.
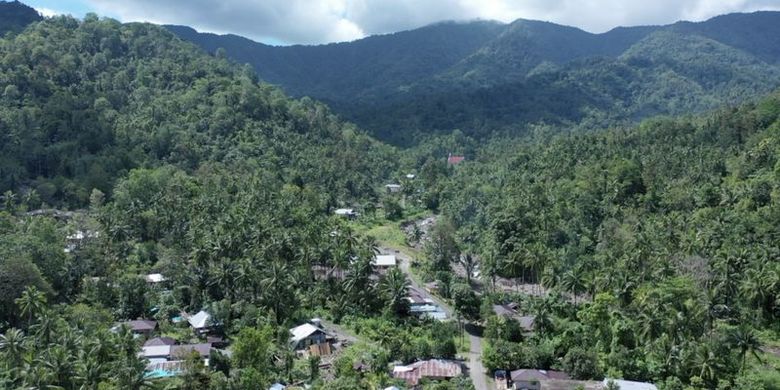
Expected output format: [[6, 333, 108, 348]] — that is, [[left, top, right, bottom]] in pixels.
[[23, 0, 780, 45]]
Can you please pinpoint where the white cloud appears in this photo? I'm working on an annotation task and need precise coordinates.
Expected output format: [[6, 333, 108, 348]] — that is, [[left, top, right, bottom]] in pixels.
[[84, 0, 780, 44], [35, 7, 63, 17]]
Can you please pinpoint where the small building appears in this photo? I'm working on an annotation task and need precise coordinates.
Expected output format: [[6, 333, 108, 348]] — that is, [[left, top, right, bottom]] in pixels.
[[187, 310, 212, 334], [374, 254, 397, 268], [385, 184, 402, 193], [144, 273, 167, 284], [392, 359, 462, 386], [114, 320, 157, 338], [493, 303, 535, 333], [407, 287, 447, 321], [509, 369, 570, 390], [447, 154, 465, 165], [334, 208, 357, 218], [602, 379, 658, 390], [141, 343, 212, 368], [405, 174, 416, 180], [290, 323, 327, 350], [269, 384, 286, 390]]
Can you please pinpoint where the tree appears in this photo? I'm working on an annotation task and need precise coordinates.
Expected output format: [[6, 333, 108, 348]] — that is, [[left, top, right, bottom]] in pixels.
[[728, 325, 762, 374], [563, 348, 599, 380], [452, 283, 480, 321], [14, 286, 47, 326], [232, 326, 276, 384], [0, 256, 52, 325], [425, 219, 459, 272], [380, 268, 410, 316]]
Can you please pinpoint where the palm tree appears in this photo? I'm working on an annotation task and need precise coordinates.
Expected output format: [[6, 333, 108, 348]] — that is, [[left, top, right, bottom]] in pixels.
[[561, 268, 585, 304], [15, 286, 47, 326], [728, 325, 762, 373], [0, 328, 27, 369], [380, 268, 410, 316], [260, 260, 295, 324]]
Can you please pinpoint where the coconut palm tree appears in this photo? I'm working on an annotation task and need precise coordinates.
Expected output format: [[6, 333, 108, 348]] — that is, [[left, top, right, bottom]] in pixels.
[[728, 325, 762, 374], [15, 286, 47, 326], [380, 268, 410, 316]]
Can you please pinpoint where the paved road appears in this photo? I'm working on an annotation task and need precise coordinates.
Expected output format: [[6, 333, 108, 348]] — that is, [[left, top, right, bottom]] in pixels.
[[380, 245, 488, 389], [467, 329, 489, 390]]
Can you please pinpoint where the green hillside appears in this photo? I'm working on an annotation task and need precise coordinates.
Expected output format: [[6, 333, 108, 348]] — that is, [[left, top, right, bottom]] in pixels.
[[0, 14, 396, 208]]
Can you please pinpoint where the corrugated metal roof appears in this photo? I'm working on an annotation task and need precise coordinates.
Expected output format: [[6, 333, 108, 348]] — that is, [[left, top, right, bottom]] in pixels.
[[393, 359, 462, 386]]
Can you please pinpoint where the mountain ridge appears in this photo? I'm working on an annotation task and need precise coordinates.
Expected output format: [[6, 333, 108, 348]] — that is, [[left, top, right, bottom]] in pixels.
[[166, 11, 780, 144]]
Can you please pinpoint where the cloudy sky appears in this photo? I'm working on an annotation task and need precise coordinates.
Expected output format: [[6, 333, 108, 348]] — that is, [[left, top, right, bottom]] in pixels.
[[24, 0, 780, 45]]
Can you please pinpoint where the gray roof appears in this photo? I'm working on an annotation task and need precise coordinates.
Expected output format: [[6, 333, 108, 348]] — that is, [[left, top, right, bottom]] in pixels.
[[510, 369, 570, 382], [144, 337, 177, 347], [124, 320, 157, 332]]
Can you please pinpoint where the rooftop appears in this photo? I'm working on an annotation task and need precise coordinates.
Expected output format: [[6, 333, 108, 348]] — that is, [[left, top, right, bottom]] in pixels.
[[374, 254, 397, 267], [393, 359, 462, 386], [602, 379, 658, 390], [290, 323, 325, 343]]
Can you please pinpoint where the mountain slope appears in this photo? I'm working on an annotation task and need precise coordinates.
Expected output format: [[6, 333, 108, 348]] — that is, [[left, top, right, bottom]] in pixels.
[[166, 20, 504, 101], [169, 12, 780, 145], [0, 15, 396, 207], [0, 0, 41, 34]]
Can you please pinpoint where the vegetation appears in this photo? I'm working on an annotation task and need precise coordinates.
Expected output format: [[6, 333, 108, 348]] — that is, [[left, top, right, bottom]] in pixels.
[[0, 3, 779, 390]]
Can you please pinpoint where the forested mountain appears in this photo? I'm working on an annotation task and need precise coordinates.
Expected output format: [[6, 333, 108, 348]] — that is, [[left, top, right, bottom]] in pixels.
[[0, 0, 41, 34], [169, 12, 780, 145], [0, 14, 397, 208], [429, 92, 780, 389]]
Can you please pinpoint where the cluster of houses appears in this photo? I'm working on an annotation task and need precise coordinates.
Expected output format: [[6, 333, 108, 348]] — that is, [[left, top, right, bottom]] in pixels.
[[112, 308, 223, 378], [494, 369, 658, 390]]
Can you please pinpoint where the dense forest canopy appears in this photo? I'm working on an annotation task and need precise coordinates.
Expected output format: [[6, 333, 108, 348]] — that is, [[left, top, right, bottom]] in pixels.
[[0, 13, 397, 208]]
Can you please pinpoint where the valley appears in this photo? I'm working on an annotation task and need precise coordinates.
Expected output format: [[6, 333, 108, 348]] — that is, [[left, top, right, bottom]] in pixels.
[[0, 2, 779, 390]]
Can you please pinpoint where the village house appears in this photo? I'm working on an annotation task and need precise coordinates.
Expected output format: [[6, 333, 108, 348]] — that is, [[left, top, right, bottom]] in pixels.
[[187, 310, 214, 335], [142, 343, 213, 377], [447, 154, 465, 165], [334, 208, 357, 218], [392, 359, 462, 387], [144, 273, 167, 284], [373, 254, 397, 269], [493, 303, 536, 333], [289, 322, 328, 351], [113, 319, 157, 339], [506, 369, 571, 390], [407, 287, 447, 321]]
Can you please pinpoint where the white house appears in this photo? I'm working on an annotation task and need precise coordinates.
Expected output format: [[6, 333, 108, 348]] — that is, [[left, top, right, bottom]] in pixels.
[[334, 208, 357, 218], [289, 323, 327, 350], [144, 273, 167, 284], [188, 310, 212, 333], [373, 254, 397, 268]]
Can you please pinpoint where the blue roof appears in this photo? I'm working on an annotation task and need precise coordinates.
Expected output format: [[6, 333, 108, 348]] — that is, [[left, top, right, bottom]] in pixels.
[[145, 368, 177, 378]]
